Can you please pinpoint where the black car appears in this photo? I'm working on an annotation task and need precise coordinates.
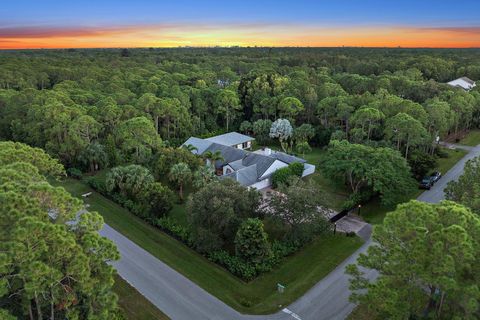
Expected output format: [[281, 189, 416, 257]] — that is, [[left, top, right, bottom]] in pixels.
[[419, 176, 434, 190], [431, 171, 442, 183]]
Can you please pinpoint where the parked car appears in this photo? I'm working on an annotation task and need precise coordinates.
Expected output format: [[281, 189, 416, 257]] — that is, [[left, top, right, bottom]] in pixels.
[[419, 176, 434, 190], [431, 171, 442, 183]]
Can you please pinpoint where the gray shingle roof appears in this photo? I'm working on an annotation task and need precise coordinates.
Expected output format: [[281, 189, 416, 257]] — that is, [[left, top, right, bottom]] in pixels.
[[228, 159, 246, 170], [206, 132, 254, 147], [182, 137, 212, 155], [236, 164, 259, 186], [460, 77, 475, 85], [203, 143, 246, 168], [270, 151, 307, 164], [242, 152, 276, 178], [219, 164, 259, 187]]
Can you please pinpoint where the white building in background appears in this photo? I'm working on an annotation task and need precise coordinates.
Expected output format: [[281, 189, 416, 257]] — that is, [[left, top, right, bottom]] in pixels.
[[182, 132, 315, 190], [447, 77, 476, 91]]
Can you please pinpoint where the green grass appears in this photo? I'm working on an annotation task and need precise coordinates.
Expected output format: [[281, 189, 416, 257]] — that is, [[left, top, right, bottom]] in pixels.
[[52, 178, 363, 314], [459, 130, 480, 147], [114, 275, 169, 320], [435, 148, 468, 174], [361, 147, 468, 225]]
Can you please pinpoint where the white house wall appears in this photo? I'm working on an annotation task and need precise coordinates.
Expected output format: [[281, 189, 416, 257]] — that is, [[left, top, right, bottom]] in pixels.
[[250, 178, 271, 190], [302, 163, 316, 177], [260, 160, 288, 179]]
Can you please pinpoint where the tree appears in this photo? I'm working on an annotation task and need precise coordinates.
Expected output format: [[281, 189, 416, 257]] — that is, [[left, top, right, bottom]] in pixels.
[[269, 119, 293, 153], [115, 116, 162, 163], [168, 162, 192, 200], [0, 142, 121, 319], [182, 144, 198, 153], [321, 140, 417, 206], [152, 147, 202, 177], [267, 178, 330, 243], [296, 141, 311, 157], [215, 89, 242, 131], [79, 142, 108, 172], [235, 218, 272, 265], [293, 123, 315, 144], [141, 182, 174, 218], [202, 150, 224, 170], [106, 164, 154, 198], [351, 107, 385, 141], [278, 97, 304, 122], [347, 200, 480, 320], [0, 141, 65, 178], [385, 112, 428, 159], [445, 156, 480, 214], [239, 120, 252, 134], [187, 179, 261, 252], [252, 119, 272, 145], [192, 165, 215, 189]]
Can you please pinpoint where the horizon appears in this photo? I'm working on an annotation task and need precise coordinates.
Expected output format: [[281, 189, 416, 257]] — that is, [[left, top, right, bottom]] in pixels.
[[1, 1, 480, 49]]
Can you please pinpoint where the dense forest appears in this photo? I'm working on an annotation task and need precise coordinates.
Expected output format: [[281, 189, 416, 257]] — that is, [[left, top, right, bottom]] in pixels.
[[1, 47, 480, 152], [1, 48, 480, 319], [1, 47, 480, 202]]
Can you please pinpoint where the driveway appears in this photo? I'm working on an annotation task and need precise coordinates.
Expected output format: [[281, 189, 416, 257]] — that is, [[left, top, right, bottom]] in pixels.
[[98, 142, 480, 320]]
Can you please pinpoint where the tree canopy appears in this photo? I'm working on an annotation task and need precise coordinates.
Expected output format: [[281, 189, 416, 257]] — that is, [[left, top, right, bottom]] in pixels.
[[347, 200, 480, 320]]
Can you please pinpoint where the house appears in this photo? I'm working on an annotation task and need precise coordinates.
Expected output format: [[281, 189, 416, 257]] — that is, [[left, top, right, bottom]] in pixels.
[[447, 77, 476, 91], [183, 133, 315, 190], [205, 132, 254, 150]]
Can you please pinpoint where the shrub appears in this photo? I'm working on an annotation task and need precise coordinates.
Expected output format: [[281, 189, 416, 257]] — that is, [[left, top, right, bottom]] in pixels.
[[235, 218, 272, 265], [67, 167, 83, 179], [435, 147, 450, 158], [85, 175, 108, 195], [154, 217, 192, 245], [271, 166, 292, 188], [208, 250, 258, 281], [289, 162, 304, 177], [271, 162, 304, 188]]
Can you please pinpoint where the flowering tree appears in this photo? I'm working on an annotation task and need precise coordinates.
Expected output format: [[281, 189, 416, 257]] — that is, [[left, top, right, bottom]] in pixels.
[[269, 118, 293, 152]]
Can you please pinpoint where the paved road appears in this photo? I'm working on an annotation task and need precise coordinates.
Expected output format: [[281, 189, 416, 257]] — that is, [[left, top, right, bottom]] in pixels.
[[98, 142, 480, 320]]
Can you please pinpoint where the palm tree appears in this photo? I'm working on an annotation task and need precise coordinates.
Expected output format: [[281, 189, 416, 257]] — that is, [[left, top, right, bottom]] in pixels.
[[79, 142, 108, 173], [193, 165, 215, 189], [168, 162, 192, 200], [202, 150, 225, 170], [182, 144, 198, 153]]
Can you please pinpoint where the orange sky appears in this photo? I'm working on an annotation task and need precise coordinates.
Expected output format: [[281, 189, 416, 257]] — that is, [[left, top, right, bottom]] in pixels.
[[1, 24, 480, 49]]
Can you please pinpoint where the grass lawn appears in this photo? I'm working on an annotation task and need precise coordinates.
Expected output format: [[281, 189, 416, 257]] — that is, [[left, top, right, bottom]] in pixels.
[[114, 275, 169, 320], [459, 129, 480, 147], [360, 147, 468, 225], [53, 178, 363, 314]]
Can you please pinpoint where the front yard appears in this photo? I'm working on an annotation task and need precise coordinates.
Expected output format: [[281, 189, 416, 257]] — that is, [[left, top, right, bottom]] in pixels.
[[54, 178, 363, 314]]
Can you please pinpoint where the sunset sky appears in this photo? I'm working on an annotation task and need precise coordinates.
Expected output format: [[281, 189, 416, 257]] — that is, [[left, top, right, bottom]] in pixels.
[[1, 0, 480, 49]]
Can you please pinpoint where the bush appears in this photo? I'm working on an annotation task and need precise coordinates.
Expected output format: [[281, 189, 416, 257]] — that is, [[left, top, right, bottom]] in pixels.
[[85, 175, 108, 195], [435, 147, 450, 159], [289, 162, 304, 177], [271, 162, 304, 188], [67, 167, 83, 179], [154, 217, 192, 246], [208, 250, 258, 281]]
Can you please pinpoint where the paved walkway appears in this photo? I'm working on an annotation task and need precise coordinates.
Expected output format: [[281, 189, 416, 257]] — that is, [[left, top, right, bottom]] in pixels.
[[97, 141, 480, 320]]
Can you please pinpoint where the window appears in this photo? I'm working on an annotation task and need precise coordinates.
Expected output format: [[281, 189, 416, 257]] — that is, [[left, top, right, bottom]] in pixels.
[[242, 141, 249, 149]]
